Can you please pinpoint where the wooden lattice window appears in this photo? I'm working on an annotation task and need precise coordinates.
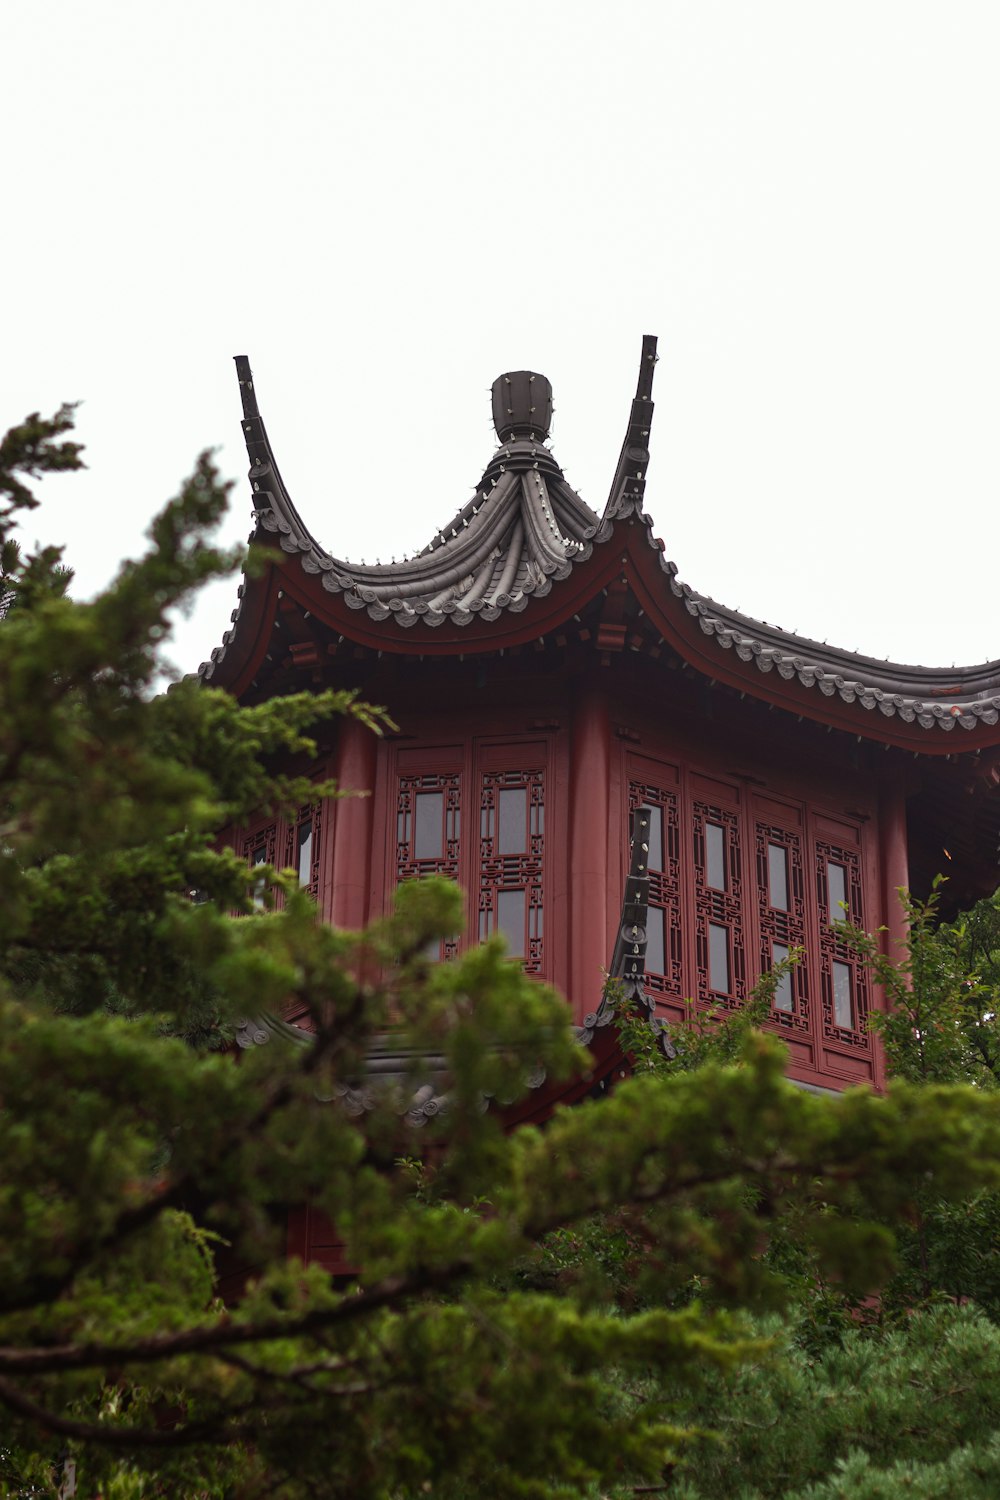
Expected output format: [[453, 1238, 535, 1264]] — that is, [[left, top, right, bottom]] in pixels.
[[755, 823, 810, 1033], [478, 769, 544, 973], [815, 838, 870, 1047], [287, 803, 324, 898], [629, 780, 682, 994], [693, 802, 746, 1006], [396, 773, 462, 959], [243, 823, 277, 910]]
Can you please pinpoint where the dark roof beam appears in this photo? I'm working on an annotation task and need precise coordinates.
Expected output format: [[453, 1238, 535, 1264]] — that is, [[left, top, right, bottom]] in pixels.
[[548, 482, 599, 543], [604, 334, 658, 521], [451, 549, 503, 611], [232, 356, 321, 559], [519, 473, 574, 572], [488, 520, 525, 604], [359, 501, 519, 603]]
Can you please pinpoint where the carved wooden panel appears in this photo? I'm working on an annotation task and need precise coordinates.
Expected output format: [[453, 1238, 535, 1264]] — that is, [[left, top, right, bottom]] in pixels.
[[815, 838, 870, 1047], [286, 803, 324, 898], [628, 779, 682, 994], [396, 773, 462, 959], [755, 822, 810, 1033], [693, 801, 746, 1006], [478, 769, 544, 972], [242, 823, 277, 909]]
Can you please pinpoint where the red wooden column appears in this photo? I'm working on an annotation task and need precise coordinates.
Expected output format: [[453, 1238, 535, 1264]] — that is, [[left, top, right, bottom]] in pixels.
[[569, 686, 611, 1023], [878, 781, 910, 967], [328, 716, 378, 929]]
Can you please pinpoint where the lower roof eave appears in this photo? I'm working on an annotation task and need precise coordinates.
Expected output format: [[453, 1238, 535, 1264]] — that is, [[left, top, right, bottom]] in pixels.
[[623, 537, 1000, 757]]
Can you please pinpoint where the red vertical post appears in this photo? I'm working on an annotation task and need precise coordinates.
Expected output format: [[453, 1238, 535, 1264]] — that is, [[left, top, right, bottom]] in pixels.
[[878, 781, 910, 968], [329, 716, 378, 929], [569, 687, 611, 1024], [874, 780, 910, 1091]]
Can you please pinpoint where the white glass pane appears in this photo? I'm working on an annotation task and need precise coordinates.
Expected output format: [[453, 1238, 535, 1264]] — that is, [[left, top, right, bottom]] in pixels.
[[414, 792, 444, 859], [498, 788, 528, 855], [640, 804, 663, 872], [709, 922, 730, 992], [646, 906, 665, 974], [497, 889, 526, 957], [531, 800, 544, 838], [706, 823, 726, 891], [768, 843, 789, 910], [251, 845, 267, 908], [833, 961, 853, 1028], [772, 941, 793, 1011], [827, 862, 848, 923], [297, 821, 313, 885]]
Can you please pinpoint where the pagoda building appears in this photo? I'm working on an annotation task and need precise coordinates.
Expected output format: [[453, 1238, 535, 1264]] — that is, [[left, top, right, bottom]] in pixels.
[[202, 337, 1000, 1102]]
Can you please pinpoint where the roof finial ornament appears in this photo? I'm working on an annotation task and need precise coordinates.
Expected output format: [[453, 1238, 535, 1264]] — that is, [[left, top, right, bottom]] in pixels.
[[491, 371, 553, 443]]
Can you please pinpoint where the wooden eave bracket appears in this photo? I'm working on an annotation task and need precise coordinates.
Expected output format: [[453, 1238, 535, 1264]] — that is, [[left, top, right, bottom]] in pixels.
[[595, 578, 631, 658]]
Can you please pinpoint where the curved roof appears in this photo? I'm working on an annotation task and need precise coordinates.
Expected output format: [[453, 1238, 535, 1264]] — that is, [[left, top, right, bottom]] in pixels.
[[231, 355, 631, 630], [619, 503, 1000, 735], [204, 339, 1000, 743]]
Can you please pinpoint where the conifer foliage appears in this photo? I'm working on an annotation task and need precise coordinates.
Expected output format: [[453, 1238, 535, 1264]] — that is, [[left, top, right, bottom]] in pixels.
[[2, 409, 1000, 1497]]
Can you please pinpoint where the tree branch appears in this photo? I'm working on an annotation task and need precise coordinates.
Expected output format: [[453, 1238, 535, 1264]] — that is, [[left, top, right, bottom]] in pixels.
[[0, 1374, 259, 1450], [0, 1262, 472, 1376]]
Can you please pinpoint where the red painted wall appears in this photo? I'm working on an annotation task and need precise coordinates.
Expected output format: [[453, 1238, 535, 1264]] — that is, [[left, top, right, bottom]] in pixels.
[[231, 660, 893, 1095]]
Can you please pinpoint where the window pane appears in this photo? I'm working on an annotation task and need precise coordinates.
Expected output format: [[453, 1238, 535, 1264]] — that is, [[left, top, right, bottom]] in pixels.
[[772, 941, 793, 1011], [414, 792, 444, 859], [496, 889, 526, 957], [768, 843, 788, 910], [709, 922, 730, 992], [297, 820, 313, 885], [640, 804, 663, 872], [827, 862, 847, 923], [833, 961, 853, 1028], [646, 906, 665, 974], [706, 823, 726, 891], [251, 845, 267, 908], [498, 788, 528, 855]]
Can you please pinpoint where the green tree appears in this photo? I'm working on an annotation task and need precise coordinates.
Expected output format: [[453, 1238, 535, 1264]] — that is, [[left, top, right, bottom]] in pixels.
[[654, 1303, 1000, 1500], [588, 897, 1000, 1500], [5, 409, 1000, 1498]]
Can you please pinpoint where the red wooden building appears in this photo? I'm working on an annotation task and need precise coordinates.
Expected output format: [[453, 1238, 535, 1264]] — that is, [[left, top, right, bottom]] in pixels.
[[203, 336, 1000, 1110]]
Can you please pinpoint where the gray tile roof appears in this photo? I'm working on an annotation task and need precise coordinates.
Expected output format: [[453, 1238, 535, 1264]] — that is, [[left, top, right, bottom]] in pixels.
[[205, 342, 1000, 738], [232, 356, 612, 631]]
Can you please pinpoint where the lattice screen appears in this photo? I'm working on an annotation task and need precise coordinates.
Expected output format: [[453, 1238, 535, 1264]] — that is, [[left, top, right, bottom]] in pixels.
[[692, 801, 747, 1006], [396, 773, 462, 958], [628, 780, 682, 994], [287, 803, 324, 897], [815, 839, 870, 1047], [478, 769, 544, 973], [755, 823, 810, 1033]]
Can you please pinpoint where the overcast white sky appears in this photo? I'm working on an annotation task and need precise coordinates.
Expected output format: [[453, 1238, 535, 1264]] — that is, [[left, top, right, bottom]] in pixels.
[[4, 2, 998, 677]]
